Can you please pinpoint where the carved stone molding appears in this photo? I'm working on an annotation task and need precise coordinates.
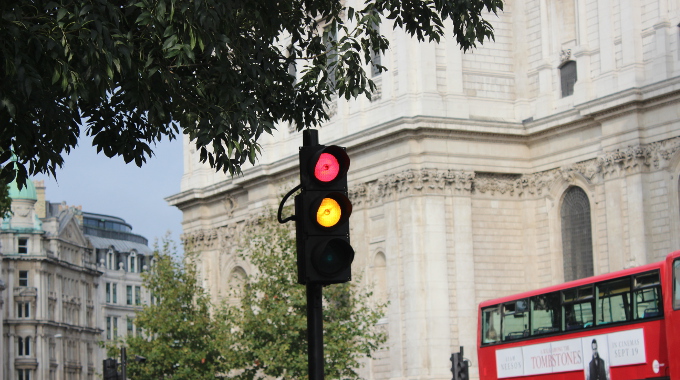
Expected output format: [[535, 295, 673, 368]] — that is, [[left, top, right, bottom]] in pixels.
[[348, 137, 680, 203], [560, 49, 572, 64], [349, 169, 475, 206], [182, 212, 273, 253]]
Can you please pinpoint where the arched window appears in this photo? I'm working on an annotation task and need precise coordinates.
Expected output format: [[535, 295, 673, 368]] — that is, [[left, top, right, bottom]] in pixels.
[[128, 252, 137, 273], [227, 267, 248, 304], [561, 186, 594, 281], [106, 250, 115, 270], [560, 60, 577, 97]]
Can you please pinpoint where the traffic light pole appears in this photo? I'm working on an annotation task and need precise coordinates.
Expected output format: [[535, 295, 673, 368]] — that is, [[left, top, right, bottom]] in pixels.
[[307, 283, 324, 380], [305, 130, 324, 380]]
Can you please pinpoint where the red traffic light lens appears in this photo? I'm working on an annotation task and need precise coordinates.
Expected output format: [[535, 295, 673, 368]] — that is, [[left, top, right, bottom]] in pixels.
[[314, 153, 340, 182]]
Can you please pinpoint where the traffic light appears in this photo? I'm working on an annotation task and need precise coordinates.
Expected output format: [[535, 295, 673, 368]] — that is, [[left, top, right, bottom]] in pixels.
[[450, 347, 469, 380], [295, 131, 354, 285], [103, 358, 118, 380]]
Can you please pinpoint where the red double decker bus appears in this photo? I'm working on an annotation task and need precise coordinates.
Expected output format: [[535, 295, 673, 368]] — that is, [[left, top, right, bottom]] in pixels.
[[477, 250, 680, 379]]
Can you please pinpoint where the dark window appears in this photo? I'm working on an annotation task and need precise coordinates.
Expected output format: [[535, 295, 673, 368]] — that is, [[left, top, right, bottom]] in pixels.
[[596, 278, 631, 325], [634, 271, 662, 318], [501, 299, 529, 341], [18, 238, 28, 254], [18, 336, 30, 356], [674, 259, 680, 310], [17, 302, 30, 318], [18, 271, 29, 287], [560, 60, 577, 97], [563, 285, 595, 330], [481, 306, 501, 344], [127, 285, 133, 305], [561, 187, 593, 281], [531, 292, 561, 335]]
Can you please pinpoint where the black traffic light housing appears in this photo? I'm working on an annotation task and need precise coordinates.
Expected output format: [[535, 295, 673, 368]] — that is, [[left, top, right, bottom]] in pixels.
[[295, 130, 354, 285], [450, 347, 469, 380], [103, 358, 119, 380]]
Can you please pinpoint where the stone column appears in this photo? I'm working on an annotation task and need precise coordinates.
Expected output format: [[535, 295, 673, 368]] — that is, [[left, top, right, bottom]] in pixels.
[[452, 196, 476, 371]]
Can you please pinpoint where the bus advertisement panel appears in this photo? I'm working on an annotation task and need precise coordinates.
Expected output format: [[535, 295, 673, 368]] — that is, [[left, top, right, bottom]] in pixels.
[[478, 250, 680, 380]]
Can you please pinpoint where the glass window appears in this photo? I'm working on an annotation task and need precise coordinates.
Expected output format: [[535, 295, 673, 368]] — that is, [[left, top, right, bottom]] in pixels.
[[502, 299, 529, 341], [633, 271, 662, 319], [106, 316, 112, 340], [596, 278, 631, 325], [561, 187, 593, 281], [113, 317, 119, 338], [126, 286, 133, 305], [563, 285, 594, 330], [112, 283, 118, 304], [17, 369, 31, 380], [135, 286, 141, 305], [481, 306, 501, 344], [531, 292, 561, 335], [17, 302, 30, 318], [18, 237, 28, 254], [560, 60, 577, 97], [673, 259, 680, 310], [18, 271, 29, 287], [106, 283, 111, 303], [127, 318, 134, 336]]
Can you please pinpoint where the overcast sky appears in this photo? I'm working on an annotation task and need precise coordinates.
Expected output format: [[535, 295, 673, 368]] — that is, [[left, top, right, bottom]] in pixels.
[[35, 133, 184, 247]]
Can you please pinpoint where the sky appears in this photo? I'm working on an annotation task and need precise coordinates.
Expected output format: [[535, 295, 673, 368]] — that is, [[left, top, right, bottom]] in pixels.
[[35, 133, 185, 247]]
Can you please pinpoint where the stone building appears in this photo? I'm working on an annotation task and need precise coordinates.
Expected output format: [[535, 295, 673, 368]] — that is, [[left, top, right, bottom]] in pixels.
[[1, 179, 101, 380], [1, 181, 152, 380], [167, 1, 680, 380], [83, 211, 152, 343]]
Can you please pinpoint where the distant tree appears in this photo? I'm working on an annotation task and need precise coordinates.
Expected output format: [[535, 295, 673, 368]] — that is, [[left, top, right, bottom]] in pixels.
[[120, 239, 231, 379], [0, 178, 11, 219], [223, 213, 387, 380], [1, 0, 503, 188]]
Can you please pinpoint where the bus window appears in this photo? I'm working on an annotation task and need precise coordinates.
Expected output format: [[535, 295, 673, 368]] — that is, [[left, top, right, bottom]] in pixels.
[[596, 278, 631, 325], [563, 285, 594, 330], [502, 299, 529, 341], [481, 306, 501, 344], [674, 259, 680, 310], [531, 292, 561, 335], [633, 271, 661, 319]]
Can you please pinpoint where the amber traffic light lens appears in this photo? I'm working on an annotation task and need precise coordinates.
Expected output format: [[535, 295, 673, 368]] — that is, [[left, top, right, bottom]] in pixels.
[[314, 153, 340, 182], [316, 198, 342, 227]]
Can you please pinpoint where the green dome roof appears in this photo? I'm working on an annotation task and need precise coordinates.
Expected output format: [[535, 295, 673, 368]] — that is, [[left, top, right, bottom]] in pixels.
[[8, 178, 37, 200]]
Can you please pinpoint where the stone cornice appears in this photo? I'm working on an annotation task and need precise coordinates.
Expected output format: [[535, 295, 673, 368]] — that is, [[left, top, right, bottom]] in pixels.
[[182, 137, 680, 248]]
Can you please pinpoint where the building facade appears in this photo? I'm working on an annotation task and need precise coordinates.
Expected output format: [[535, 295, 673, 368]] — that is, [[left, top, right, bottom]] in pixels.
[[167, 1, 680, 380], [1, 181, 152, 380]]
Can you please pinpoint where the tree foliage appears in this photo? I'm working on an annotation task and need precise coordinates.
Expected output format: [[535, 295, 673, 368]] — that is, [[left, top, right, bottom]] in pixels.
[[0, 178, 11, 219], [122, 239, 230, 379], [224, 214, 387, 380], [1, 0, 503, 188], [123, 216, 386, 380]]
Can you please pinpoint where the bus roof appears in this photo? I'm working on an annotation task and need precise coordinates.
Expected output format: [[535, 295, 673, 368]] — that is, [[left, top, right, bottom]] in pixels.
[[478, 250, 680, 309]]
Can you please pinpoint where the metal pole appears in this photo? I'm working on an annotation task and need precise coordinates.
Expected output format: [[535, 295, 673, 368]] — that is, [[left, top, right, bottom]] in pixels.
[[307, 283, 324, 380], [121, 346, 127, 380]]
